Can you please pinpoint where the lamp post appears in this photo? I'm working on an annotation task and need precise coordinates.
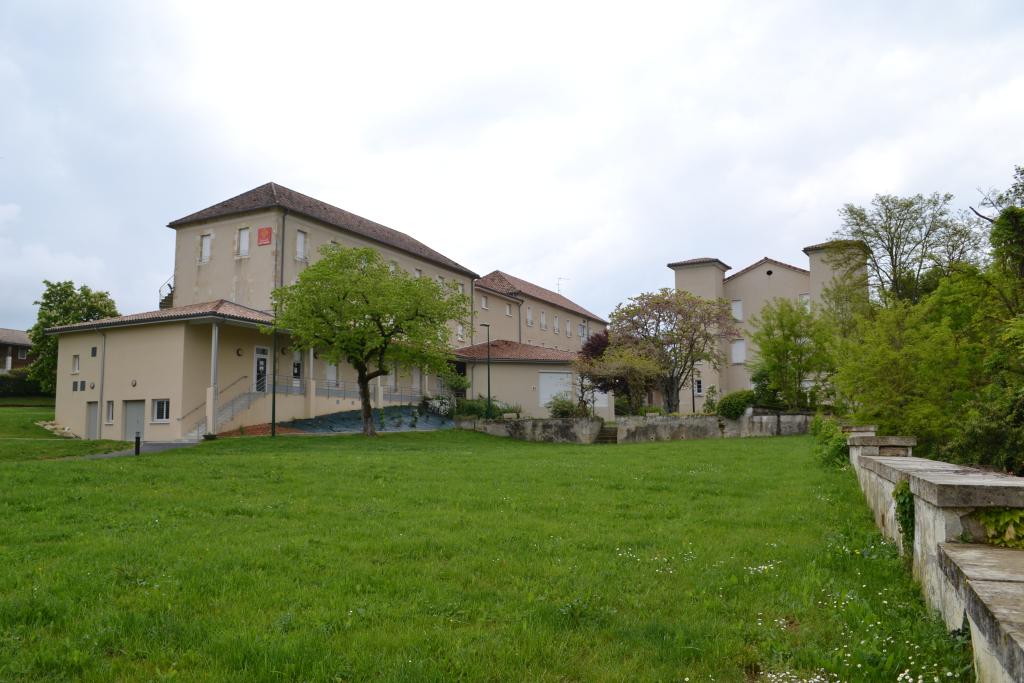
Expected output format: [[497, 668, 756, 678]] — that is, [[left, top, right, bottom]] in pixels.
[[480, 323, 491, 418]]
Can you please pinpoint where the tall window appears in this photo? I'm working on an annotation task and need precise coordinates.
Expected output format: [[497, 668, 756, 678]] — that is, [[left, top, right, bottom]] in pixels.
[[458, 282, 465, 294], [526, 306, 533, 326], [438, 275, 445, 285], [694, 379, 703, 396], [296, 230, 308, 260], [18, 347, 28, 360], [414, 268, 422, 278], [72, 354, 80, 373], [152, 399, 170, 422], [799, 292, 811, 311], [578, 322, 586, 338], [238, 227, 250, 256], [731, 299, 743, 322], [565, 319, 571, 336], [199, 234, 212, 263], [505, 303, 512, 316], [457, 323, 465, 341], [553, 315, 559, 333], [480, 295, 489, 310], [730, 339, 746, 364], [105, 400, 114, 423], [540, 311, 547, 330]]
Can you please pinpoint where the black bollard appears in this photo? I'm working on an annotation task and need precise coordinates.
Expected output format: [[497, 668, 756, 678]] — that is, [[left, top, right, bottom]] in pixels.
[[134, 431, 141, 456]]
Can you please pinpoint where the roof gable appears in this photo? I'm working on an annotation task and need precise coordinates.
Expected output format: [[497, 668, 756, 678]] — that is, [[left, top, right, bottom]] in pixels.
[[168, 182, 478, 278], [0, 328, 30, 347], [723, 257, 809, 283], [454, 339, 576, 363], [45, 300, 273, 334]]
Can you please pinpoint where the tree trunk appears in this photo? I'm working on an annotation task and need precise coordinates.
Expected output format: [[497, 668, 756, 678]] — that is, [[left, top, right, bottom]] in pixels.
[[357, 374, 376, 437], [662, 377, 680, 413]]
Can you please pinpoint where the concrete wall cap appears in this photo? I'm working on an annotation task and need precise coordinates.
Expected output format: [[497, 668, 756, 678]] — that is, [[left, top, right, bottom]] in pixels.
[[847, 435, 916, 447], [860, 455, 1024, 507]]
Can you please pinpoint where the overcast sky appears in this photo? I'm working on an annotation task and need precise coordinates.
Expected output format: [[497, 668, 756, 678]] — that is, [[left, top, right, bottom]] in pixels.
[[2, 1, 1022, 329]]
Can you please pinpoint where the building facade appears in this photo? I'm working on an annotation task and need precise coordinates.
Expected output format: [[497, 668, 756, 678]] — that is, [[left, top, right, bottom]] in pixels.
[[0, 328, 31, 374], [668, 242, 855, 413], [50, 183, 610, 441]]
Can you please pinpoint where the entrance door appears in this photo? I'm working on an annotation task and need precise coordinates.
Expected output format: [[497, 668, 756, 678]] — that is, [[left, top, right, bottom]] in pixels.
[[254, 347, 268, 392], [86, 402, 98, 439], [292, 350, 302, 388], [123, 400, 145, 441]]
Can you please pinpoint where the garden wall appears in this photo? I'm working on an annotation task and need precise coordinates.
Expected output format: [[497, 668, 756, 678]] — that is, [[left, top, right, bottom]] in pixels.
[[617, 409, 811, 443], [454, 417, 604, 444], [848, 431, 1024, 682]]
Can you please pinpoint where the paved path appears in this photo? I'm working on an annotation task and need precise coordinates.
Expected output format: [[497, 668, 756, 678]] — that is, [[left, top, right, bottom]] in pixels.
[[64, 441, 199, 460]]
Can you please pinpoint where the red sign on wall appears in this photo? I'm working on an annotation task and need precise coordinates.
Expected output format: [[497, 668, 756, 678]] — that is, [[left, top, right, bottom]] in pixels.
[[257, 227, 272, 246]]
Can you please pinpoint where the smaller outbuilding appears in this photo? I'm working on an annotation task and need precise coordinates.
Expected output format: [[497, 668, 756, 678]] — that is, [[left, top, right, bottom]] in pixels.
[[0, 328, 32, 374]]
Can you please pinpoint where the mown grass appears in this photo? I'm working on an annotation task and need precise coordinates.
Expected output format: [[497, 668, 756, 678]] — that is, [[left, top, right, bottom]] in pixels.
[[0, 396, 55, 407], [0, 406, 127, 461], [0, 431, 971, 681]]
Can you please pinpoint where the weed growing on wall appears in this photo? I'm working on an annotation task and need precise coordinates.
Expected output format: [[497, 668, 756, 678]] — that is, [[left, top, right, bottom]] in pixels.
[[974, 507, 1024, 549], [892, 480, 915, 557]]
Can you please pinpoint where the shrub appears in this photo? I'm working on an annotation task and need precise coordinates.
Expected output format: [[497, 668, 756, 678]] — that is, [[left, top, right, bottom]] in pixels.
[[701, 385, 719, 414], [716, 390, 756, 420], [455, 397, 524, 419], [751, 367, 786, 410], [945, 385, 1024, 475], [546, 393, 590, 418], [813, 415, 849, 468], [0, 367, 45, 397], [614, 394, 631, 416], [641, 405, 665, 416]]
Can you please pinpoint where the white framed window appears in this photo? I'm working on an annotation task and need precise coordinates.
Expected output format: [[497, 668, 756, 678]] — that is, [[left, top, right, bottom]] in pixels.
[[387, 261, 397, 274], [18, 347, 28, 360], [526, 306, 533, 326], [238, 227, 250, 257], [458, 283, 465, 295], [730, 339, 746, 364], [799, 292, 811, 311], [540, 311, 547, 330], [296, 230, 308, 260], [481, 295, 489, 310], [731, 299, 743, 322], [71, 354, 80, 374], [71, 382, 78, 392], [457, 323, 465, 341], [199, 234, 212, 263], [505, 303, 512, 316], [105, 400, 114, 424], [90, 346, 97, 357], [565, 319, 571, 337], [538, 371, 572, 408], [414, 268, 422, 278], [438, 275, 445, 285], [694, 379, 703, 396], [152, 399, 170, 423], [553, 315, 559, 333], [578, 322, 586, 338]]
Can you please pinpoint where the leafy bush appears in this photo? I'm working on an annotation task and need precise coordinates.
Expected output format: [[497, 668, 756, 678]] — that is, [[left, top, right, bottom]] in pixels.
[[546, 393, 590, 418], [751, 367, 786, 410], [974, 507, 1024, 549], [614, 394, 631, 416], [716, 390, 756, 420], [701, 385, 719, 414], [945, 385, 1024, 475], [0, 367, 46, 397], [812, 415, 849, 468], [641, 405, 665, 416]]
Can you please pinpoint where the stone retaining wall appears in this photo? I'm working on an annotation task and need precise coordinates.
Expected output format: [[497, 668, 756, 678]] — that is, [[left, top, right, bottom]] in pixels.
[[454, 417, 604, 444], [617, 409, 811, 443], [848, 432, 1024, 682]]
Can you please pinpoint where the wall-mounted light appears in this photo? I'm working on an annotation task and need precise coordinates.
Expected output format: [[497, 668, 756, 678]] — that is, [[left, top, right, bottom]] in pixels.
[[131, 379, 137, 387], [89, 382, 95, 389], [236, 348, 244, 357]]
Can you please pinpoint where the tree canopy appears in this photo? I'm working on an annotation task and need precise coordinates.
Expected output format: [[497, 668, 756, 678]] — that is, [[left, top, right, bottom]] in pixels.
[[270, 245, 469, 436], [28, 280, 118, 394], [749, 298, 834, 410], [609, 289, 738, 413]]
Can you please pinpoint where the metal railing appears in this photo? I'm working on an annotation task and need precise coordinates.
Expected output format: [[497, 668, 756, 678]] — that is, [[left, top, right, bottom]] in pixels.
[[179, 375, 250, 426], [159, 275, 174, 300]]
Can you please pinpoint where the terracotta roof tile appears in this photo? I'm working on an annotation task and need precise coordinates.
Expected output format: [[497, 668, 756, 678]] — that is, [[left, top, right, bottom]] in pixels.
[[0, 328, 30, 347], [802, 239, 868, 254], [168, 182, 477, 278], [475, 270, 607, 323], [46, 300, 273, 334], [666, 257, 731, 270], [454, 339, 576, 363]]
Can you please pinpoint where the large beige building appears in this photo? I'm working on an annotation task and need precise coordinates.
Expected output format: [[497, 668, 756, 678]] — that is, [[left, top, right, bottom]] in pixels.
[[50, 183, 609, 441], [668, 242, 851, 413]]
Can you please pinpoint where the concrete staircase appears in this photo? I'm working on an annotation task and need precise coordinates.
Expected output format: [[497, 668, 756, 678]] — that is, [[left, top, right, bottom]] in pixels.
[[186, 390, 265, 440], [595, 424, 618, 444]]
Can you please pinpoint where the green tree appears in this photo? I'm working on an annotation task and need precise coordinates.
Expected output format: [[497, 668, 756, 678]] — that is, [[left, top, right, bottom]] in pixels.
[[836, 192, 984, 304], [28, 280, 118, 394], [609, 289, 738, 413], [749, 298, 834, 410], [270, 245, 469, 436], [574, 345, 660, 416]]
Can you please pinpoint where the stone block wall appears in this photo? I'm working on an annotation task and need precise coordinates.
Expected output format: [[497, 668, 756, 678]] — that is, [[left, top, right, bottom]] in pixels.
[[616, 410, 811, 443], [848, 432, 1024, 682], [455, 417, 604, 444]]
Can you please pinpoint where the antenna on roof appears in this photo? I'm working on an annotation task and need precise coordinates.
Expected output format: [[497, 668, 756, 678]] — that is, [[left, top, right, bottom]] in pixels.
[[556, 277, 570, 294]]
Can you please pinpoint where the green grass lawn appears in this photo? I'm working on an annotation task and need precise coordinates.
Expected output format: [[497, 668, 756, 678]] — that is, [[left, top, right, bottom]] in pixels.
[[0, 431, 971, 681], [0, 396, 56, 407], [0, 406, 128, 461]]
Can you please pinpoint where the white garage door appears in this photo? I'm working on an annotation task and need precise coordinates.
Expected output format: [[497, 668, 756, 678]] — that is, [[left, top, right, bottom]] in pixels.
[[538, 371, 572, 407]]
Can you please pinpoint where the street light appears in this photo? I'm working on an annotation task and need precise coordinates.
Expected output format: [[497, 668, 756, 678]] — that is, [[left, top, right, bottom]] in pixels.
[[480, 323, 491, 418]]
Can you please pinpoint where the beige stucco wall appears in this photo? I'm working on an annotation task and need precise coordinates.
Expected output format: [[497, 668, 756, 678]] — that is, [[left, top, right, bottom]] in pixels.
[[171, 209, 474, 328], [55, 323, 187, 441], [519, 293, 604, 351], [465, 360, 613, 420], [671, 263, 727, 300], [473, 289, 521, 345]]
